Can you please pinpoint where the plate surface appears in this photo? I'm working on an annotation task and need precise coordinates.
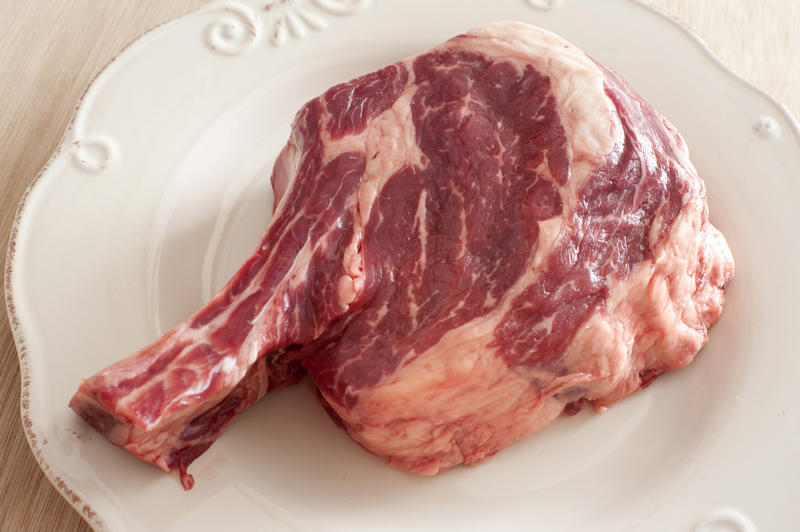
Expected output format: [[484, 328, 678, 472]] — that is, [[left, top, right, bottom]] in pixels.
[[6, 0, 800, 530]]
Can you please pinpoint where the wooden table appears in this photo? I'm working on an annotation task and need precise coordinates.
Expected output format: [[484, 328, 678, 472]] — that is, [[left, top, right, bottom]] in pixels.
[[1, 1, 797, 530]]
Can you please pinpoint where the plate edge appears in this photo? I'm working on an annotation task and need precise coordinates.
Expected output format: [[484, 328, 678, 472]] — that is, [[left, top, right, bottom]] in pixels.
[[634, 0, 800, 142]]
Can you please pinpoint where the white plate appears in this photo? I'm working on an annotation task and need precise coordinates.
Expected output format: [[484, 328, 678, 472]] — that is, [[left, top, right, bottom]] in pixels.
[[6, 0, 800, 530]]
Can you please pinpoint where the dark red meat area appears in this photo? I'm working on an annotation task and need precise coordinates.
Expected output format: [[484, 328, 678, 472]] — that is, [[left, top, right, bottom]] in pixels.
[[494, 65, 687, 369], [303, 51, 572, 405], [192, 100, 367, 350], [89, 101, 371, 435], [302, 51, 686, 405], [325, 64, 410, 139]]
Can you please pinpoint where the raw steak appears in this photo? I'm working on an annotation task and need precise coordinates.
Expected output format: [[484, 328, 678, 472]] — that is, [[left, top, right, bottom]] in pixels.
[[70, 21, 734, 488]]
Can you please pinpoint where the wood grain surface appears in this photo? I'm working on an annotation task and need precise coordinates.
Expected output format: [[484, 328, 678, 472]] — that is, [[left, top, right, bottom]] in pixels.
[[0, 1, 797, 530]]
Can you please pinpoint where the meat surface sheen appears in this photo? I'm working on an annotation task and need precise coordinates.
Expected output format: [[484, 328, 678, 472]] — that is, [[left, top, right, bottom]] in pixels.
[[71, 22, 734, 485]]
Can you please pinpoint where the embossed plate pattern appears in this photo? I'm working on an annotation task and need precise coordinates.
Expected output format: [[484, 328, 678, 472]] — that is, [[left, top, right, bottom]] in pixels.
[[5, 0, 800, 530]]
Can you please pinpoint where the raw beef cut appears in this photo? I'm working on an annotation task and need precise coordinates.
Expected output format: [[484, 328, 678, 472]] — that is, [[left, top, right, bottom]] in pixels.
[[70, 21, 734, 488]]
